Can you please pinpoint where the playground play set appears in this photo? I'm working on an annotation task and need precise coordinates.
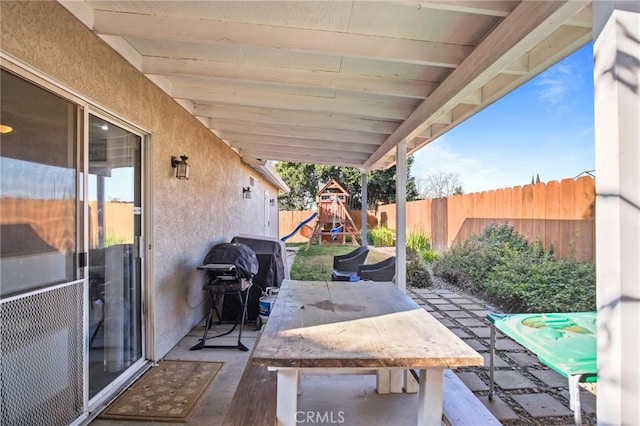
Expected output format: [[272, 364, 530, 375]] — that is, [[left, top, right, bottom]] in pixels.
[[281, 179, 360, 246]]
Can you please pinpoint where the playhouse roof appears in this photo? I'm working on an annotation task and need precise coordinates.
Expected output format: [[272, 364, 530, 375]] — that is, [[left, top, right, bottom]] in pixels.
[[316, 179, 349, 198]]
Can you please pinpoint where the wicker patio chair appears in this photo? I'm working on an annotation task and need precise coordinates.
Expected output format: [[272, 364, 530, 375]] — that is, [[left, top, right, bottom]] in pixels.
[[357, 256, 396, 282], [331, 246, 369, 281]]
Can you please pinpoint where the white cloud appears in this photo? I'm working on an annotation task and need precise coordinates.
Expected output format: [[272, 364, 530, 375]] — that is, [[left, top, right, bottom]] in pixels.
[[534, 63, 579, 106], [412, 138, 501, 193], [413, 137, 479, 175]]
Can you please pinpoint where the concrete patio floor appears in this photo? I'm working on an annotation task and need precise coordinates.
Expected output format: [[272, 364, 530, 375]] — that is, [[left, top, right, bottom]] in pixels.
[[90, 248, 596, 425]]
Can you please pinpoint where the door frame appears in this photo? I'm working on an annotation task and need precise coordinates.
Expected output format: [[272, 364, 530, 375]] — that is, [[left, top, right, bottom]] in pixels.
[[85, 106, 151, 410]]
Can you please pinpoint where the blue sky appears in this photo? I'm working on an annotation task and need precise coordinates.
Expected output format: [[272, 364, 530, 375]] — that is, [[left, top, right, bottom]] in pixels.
[[412, 42, 595, 194]]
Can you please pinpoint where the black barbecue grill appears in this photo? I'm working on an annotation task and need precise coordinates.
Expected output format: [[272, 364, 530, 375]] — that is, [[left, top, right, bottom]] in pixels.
[[190, 243, 259, 352]]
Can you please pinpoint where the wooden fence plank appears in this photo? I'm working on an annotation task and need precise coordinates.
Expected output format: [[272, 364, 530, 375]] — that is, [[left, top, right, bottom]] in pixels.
[[559, 178, 577, 259], [573, 177, 595, 261], [575, 176, 595, 219], [545, 180, 561, 255], [494, 188, 508, 219], [431, 198, 448, 252], [520, 185, 534, 242], [447, 194, 465, 247], [532, 183, 546, 243]]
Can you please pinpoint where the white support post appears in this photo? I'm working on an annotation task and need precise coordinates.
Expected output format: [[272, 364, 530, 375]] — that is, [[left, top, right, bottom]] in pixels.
[[395, 140, 407, 292], [593, 2, 640, 425], [390, 369, 403, 393], [417, 368, 444, 426], [276, 369, 299, 426], [376, 368, 391, 394], [361, 170, 368, 246]]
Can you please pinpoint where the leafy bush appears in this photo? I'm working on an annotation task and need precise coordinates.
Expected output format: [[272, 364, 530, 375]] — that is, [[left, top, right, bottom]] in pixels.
[[484, 255, 596, 312], [432, 222, 595, 313], [407, 257, 432, 288], [369, 226, 394, 247], [419, 248, 439, 264], [432, 222, 532, 292], [407, 231, 431, 252], [406, 231, 439, 263]]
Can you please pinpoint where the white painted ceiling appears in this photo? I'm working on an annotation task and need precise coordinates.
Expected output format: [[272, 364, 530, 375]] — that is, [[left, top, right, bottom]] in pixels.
[[61, 0, 592, 170]]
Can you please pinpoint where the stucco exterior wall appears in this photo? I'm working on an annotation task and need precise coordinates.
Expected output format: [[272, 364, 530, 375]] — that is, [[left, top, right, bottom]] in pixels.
[[1, 1, 280, 359]]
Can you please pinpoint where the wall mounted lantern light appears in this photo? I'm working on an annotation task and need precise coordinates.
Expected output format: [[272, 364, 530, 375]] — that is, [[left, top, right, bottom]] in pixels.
[[243, 187, 252, 199], [171, 155, 190, 180], [269, 198, 276, 206]]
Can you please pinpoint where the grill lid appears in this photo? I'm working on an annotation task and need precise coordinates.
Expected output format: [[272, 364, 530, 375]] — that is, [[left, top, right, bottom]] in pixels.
[[202, 243, 259, 279]]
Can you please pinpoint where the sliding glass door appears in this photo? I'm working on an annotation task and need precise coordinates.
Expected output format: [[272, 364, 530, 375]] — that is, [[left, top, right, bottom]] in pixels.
[[87, 114, 143, 399]]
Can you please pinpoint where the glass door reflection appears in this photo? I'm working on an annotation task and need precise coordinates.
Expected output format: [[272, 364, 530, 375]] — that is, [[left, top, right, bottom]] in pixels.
[[87, 115, 142, 399]]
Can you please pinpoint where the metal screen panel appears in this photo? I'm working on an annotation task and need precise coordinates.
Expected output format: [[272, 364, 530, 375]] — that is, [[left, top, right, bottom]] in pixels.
[[1, 282, 84, 426]]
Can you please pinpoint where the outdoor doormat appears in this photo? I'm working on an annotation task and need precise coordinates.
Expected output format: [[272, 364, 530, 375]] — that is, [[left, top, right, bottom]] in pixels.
[[99, 360, 222, 422]]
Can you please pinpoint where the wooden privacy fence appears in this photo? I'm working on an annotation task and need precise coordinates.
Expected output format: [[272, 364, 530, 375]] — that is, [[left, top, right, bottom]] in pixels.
[[279, 177, 595, 261], [377, 177, 595, 261]]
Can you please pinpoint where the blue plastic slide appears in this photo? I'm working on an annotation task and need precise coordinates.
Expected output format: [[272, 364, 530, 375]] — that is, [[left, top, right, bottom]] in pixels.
[[330, 225, 343, 240], [280, 212, 318, 242]]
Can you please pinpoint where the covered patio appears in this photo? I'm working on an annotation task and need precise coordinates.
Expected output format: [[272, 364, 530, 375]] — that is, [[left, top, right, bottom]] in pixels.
[[90, 272, 598, 425], [1, 1, 638, 425]]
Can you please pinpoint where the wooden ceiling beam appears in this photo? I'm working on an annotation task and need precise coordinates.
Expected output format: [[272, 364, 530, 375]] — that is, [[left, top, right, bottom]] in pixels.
[[193, 104, 400, 134], [238, 149, 365, 167], [235, 144, 371, 160], [93, 10, 474, 68], [173, 85, 418, 120], [142, 56, 438, 99], [219, 131, 378, 153], [211, 120, 387, 145], [404, 1, 517, 17]]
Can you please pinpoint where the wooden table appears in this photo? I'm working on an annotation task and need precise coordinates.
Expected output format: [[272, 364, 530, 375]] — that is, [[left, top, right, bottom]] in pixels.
[[252, 280, 483, 426]]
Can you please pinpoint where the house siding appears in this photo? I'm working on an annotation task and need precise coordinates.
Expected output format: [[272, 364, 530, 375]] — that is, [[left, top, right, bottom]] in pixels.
[[1, 1, 279, 359]]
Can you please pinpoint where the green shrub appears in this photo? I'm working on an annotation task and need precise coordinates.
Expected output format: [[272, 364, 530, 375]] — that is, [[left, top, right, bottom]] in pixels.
[[432, 222, 595, 313], [406, 231, 439, 263], [369, 226, 394, 247], [407, 257, 432, 288], [407, 231, 431, 252], [432, 222, 532, 292], [419, 248, 439, 263], [484, 255, 596, 313]]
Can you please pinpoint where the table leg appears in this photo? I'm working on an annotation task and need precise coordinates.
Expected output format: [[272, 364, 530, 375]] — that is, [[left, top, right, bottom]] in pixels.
[[417, 368, 444, 426], [390, 369, 403, 393], [405, 369, 419, 393], [488, 323, 496, 401], [276, 369, 299, 426], [376, 368, 391, 394], [568, 374, 582, 426]]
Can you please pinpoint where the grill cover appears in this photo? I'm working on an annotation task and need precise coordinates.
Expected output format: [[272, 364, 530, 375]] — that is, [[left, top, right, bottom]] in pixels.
[[202, 243, 259, 279], [230, 236, 285, 288]]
